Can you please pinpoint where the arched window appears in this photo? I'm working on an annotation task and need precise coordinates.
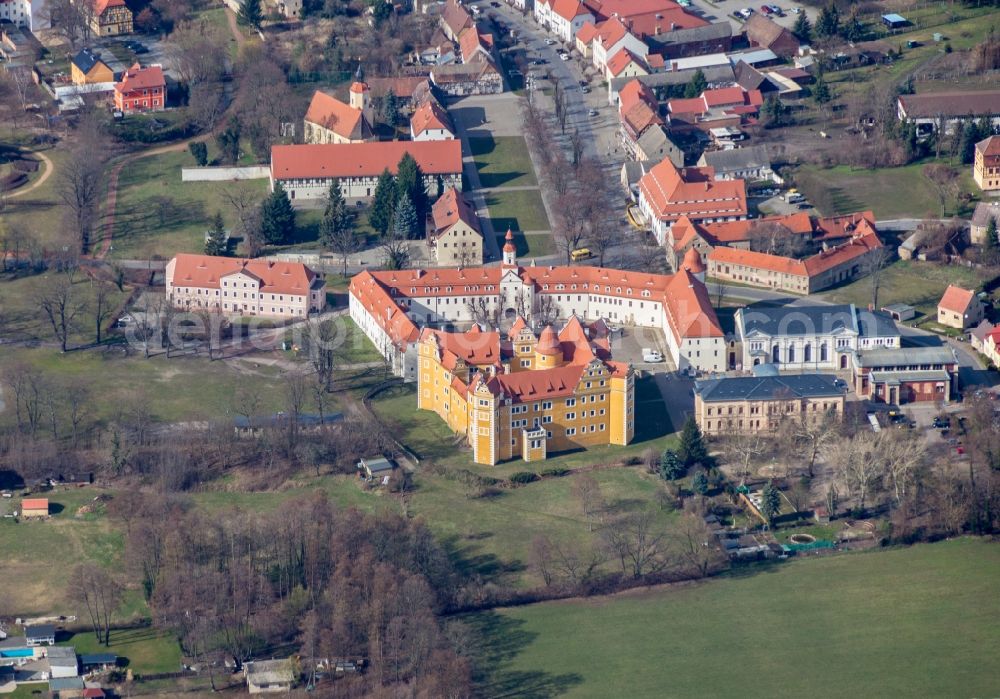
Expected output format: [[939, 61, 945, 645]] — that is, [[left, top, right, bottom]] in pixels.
[[804, 343, 812, 362], [772, 345, 780, 363], [820, 343, 828, 362], [788, 345, 795, 363]]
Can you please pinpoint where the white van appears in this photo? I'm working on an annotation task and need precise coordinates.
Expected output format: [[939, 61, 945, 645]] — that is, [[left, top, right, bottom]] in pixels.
[[642, 348, 663, 363]]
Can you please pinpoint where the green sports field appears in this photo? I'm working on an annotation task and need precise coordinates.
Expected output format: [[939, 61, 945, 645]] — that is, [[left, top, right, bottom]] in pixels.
[[468, 538, 1000, 698]]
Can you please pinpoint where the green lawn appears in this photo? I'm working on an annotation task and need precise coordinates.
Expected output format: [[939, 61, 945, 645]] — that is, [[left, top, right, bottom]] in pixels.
[[59, 627, 182, 676], [794, 162, 977, 219], [0, 347, 295, 431], [470, 538, 1000, 698], [0, 147, 74, 252], [485, 189, 550, 233], [818, 259, 989, 318], [498, 231, 554, 258], [469, 136, 538, 189], [330, 316, 383, 364], [0, 271, 130, 345], [110, 151, 269, 259]]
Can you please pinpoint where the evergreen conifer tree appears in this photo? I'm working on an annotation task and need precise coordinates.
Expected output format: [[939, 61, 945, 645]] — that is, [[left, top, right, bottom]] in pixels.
[[678, 416, 708, 467], [369, 169, 397, 236], [204, 211, 228, 256], [260, 182, 296, 245]]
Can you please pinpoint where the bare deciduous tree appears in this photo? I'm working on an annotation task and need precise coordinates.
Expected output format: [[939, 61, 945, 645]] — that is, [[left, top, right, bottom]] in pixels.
[[572, 474, 604, 532], [68, 563, 123, 646], [39, 273, 82, 352]]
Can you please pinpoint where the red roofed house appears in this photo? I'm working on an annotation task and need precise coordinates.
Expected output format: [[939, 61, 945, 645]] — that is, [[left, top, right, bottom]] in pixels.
[[87, 0, 133, 36], [637, 157, 747, 244], [605, 48, 649, 81], [165, 253, 326, 318], [973, 135, 1000, 192], [590, 17, 648, 73], [114, 63, 164, 114], [428, 187, 483, 265], [575, 21, 600, 57], [21, 498, 48, 519], [534, 0, 594, 42], [270, 140, 463, 202], [459, 27, 495, 64], [616, 79, 683, 166], [410, 100, 455, 141], [349, 245, 725, 386], [938, 285, 984, 330], [303, 83, 375, 145], [440, 0, 473, 41], [707, 225, 885, 294], [667, 87, 763, 129]]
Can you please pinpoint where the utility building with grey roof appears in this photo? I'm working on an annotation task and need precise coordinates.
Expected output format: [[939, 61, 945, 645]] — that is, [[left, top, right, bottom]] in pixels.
[[694, 374, 845, 435]]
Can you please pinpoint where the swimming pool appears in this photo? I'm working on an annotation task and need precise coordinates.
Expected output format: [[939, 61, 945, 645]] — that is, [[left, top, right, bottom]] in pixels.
[[0, 648, 33, 658]]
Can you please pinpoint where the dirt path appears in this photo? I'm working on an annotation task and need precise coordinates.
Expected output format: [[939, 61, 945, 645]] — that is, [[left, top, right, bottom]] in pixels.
[[225, 6, 248, 48], [6, 150, 54, 200]]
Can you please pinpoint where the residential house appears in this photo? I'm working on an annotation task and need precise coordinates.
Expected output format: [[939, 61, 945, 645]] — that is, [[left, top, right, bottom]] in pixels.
[[617, 79, 675, 162], [605, 48, 649, 81], [575, 21, 599, 57], [21, 497, 49, 518], [937, 284, 984, 330], [974, 135, 1000, 192], [417, 316, 634, 465], [410, 99, 455, 140], [302, 83, 375, 145], [0, 0, 48, 30], [971, 201, 1000, 246], [113, 63, 165, 114], [415, 34, 458, 66], [165, 254, 327, 318], [589, 17, 648, 74], [897, 90, 1000, 136], [634, 126, 683, 166], [607, 63, 735, 107], [649, 22, 733, 60], [979, 326, 1000, 367], [534, 0, 594, 42], [428, 188, 483, 265], [460, 26, 495, 64], [666, 86, 763, 129], [694, 374, 844, 435], [70, 48, 113, 85], [47, 646, 79, 679], [275, 0, 302, 18], [733, 303, 901, 372], [697, 145, 774, 181], [351, 242, 725, 383], [79, 654, 118, 672], [245, 659, 296, 694], [733, 61, 781, 96], [358, 456, 395, 480], [439, 0, 473, 41], [743, 13, 799, 57], [430, 61, 503, 95], [833, 39, 894, 69], [708, 227, 884, 295], [852, 346, 959, 404], [26, 624, 56, 646], [585, 0, 707, 39], [637, 157, 747, 244], [270, 140, 463, 201], [85, 0, 133, 36]]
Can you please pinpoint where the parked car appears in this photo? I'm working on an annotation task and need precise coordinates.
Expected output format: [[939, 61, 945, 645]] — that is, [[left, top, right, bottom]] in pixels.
[[560, 53, 570, 61], [588, 108, 598, 116], [932, 417, 951, 429], [760, 5, 773, 15], [581, 86, 590, 93], [642, 348, 663, 362], [545, 38, 556, 45]]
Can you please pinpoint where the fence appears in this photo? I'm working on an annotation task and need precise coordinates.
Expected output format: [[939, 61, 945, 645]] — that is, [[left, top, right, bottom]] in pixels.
[[180, 166, 270, 182]]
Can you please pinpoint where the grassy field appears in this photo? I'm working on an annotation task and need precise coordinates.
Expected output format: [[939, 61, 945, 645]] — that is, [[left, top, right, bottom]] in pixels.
[[0, 488, 124, 615], [110, 151, 269, 259], [329, 316, 383, 364], [485, 189, 550, 233], [0, 271, 130, 345], [818, 258, 989, 318], [0, 147, 74, 252], [59, 627, 182, 676], [470, 538, 1000, 698], [499, 231, 554, 258], [469, 136, 538, 189], [0, 347, 295, 430], [794, 162, 977, 219]]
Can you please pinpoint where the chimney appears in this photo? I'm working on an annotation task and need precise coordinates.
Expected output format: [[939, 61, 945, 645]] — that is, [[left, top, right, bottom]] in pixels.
[[672, 61, 678, 71]]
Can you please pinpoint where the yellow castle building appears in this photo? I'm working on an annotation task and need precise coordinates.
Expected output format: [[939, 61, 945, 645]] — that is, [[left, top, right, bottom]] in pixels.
[[417, 316, 635, 465]]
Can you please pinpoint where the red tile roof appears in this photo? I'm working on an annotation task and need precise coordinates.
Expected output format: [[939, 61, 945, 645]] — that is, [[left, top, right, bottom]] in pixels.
[[939, 284, 977, 315], [21, 498, 48, 511], [94, 0, 127, 13], [707, 228, 883, 278], [708, 245, 807, 276], [271, 140, 463, 180], [801, 229, 881, 276], [431, 187, 480, 237], [422, 325, 503, 368], [460, 27, 494, 63], [576, 21, 599, 44], [813, 210, 876, 241], [350, 271, 421, 348], [115, 63, 164, 94], [638, 158, 747, 224], [367, 76, 432, 100], [552, 0, 592, 20], [410, 100, 454, 137], [664, 268, 723, 340], [441, 0, 474, 37], [168, 254, 318, 296], [304, 90, 369, 141], [595, 16, 629, 49], [606, 48, 646, 77], [977, 135, 1000, 158]]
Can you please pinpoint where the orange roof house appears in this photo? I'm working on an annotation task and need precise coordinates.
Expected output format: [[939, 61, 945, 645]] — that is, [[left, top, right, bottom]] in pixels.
[[113, 63, 164, 114], [410, 100, 455, 140], [606, 48, 649, 79], [88, 0, 133, 36], [667, 87, 763, 127], [440, 0, 474, 41], [21, 498, 49, 518], [938, 285, 984, 330], [303, 85, 374, 144], [428, 187, 483, 265], [637, 157, 747, 244], [165, 254, 326, 318], [974, 135, 1000, 192]]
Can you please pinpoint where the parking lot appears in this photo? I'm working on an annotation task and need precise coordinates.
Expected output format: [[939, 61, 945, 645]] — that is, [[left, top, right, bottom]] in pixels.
[[686, 0, 816, 31]]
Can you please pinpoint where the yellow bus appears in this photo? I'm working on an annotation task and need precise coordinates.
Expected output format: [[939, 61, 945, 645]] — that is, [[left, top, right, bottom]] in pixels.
[[570, 248, 592, 262]]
